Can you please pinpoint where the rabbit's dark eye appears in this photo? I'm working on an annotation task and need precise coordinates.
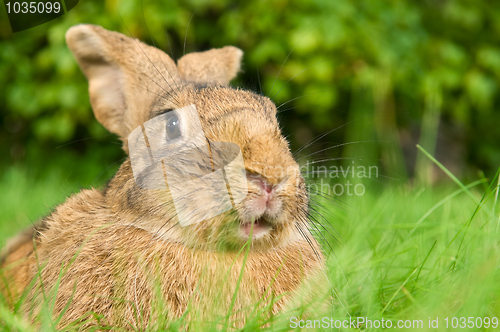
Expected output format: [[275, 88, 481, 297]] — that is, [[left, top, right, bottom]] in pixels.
[[165, 113, 181, 139]]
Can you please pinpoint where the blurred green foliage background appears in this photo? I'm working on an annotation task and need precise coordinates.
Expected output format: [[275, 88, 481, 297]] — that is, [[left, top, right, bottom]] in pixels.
[[0, 0, 499, 237]]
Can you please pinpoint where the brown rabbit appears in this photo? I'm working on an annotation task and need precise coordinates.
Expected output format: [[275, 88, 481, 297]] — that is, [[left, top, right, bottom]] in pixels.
[[0, 24, 326, 329]]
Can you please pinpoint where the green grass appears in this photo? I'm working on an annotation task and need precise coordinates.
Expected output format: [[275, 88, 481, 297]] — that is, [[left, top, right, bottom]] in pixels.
[[1, 159, 500, 331], [0, 145, 123, 249], [0, 166, 80, 248]]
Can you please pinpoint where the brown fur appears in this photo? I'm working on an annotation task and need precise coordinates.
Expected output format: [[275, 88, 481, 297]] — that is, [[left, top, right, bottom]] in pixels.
[[0, 24, 326, 329]]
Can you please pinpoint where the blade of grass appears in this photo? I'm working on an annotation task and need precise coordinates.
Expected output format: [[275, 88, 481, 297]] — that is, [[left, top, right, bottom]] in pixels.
[[381, 267, 418, 314], [0, 303, 33, 332], [409, 179, 487, 235], [416, 144, 492, 215], [224, 224, 254, 331]]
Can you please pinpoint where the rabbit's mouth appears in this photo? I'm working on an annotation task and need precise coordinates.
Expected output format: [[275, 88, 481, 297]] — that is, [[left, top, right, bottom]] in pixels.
[[239, 217, 272, 239]]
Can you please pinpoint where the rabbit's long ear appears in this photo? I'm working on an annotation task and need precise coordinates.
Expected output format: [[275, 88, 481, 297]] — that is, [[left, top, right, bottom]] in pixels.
[[66, 24, 180, 139], [177, 46, 243, 85]]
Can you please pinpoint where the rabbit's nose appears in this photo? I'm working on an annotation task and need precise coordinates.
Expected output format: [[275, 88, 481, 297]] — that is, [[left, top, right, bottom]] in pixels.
[[243, 171, 285, 221], [246, 171, 278, 194], [255, 176, 273, 194]]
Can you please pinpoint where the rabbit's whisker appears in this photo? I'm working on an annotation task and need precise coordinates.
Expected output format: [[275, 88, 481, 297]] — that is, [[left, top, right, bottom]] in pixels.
[[271, 56, 335, 102], [138, 71, 181, 107], [92, 157, 128, 186], [124, 81, 172, 103], [308, 206, 339, 245], [118, 10, 182, 105], [303, 166, 399, 183], [276, 88, 335, 111], [55, 134, 117, 149], [183, 11, 196, 56], [308, 189, 351, 210], [156, 221, 181, 243], [311, 190, 371, 223], [293, 116, 373, 156], [140, 0, 182, 95], [303, 208, 333, 256], [300, 157, 365, 169], [256, 68, 263, 96], [278, 105, 338, 114], [296, 140, 381, 162], [294, 221, 321, 262], [267, 20, 325, 98]]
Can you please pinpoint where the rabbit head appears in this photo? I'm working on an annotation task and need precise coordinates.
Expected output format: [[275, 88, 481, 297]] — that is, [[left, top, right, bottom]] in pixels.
[[66, 25, 309, 252]]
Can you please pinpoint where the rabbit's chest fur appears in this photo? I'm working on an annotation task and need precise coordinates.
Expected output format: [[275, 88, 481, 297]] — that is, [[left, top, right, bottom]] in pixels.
[[14, 187, 320, 327]]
